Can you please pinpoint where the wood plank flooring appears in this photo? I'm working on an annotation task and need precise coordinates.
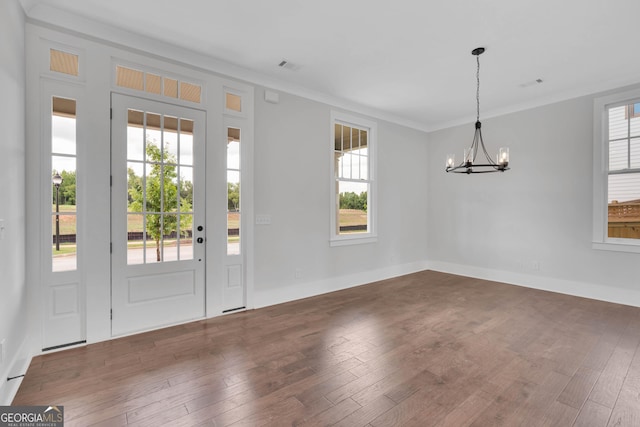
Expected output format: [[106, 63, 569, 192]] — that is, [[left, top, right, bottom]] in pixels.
[[13, 270, 640, 426]]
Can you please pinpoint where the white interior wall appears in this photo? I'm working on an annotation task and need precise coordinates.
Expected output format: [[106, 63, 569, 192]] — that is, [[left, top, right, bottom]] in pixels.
[[427, 90, 640, 306], [252, 89, 430, 306], [0, 0, 29, 405]]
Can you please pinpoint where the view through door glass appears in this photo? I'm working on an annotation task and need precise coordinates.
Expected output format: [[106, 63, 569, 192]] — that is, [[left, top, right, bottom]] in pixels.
[[126, 109, 195, 264]]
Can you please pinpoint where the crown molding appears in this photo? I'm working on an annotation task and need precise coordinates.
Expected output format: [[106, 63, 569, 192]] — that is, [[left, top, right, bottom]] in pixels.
[[24, 3, 431, 133]]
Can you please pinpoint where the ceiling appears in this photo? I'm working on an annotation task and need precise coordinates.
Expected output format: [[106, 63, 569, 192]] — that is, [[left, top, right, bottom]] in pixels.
[[20, 0, 640, 131]]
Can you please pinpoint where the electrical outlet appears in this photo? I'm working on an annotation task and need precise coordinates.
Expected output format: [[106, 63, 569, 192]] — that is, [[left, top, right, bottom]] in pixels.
[[294, 268, 302, 279], [531, 261, 540, 271], [0, 339, 5, 365]]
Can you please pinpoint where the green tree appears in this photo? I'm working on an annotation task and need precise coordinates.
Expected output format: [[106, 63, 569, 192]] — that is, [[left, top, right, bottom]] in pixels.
[[228, 182, 240, 211], [180, 180, 193, 208], [127, 167, 142, 205], [339, 191, 367, 211], [128, 143, 192, 261]]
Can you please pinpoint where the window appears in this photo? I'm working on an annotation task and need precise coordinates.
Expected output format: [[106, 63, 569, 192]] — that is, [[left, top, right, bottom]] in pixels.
[[51, 96, 77, 271], [50, 49, 79, 76], [626, 102, 640, 119], [115, 65, 202, 103], [225, 93, 242, 112], [227, 127, 241, 255], [330, 112, 377, 245], [593, 90, 640, 252]]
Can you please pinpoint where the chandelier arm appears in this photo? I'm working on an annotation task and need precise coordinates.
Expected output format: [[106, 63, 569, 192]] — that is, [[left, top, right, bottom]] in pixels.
[[477, 128, 499, 167]]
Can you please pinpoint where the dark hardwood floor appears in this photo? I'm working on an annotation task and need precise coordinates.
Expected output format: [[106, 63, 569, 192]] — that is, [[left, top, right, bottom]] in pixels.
[[13, 270, 640, 426]]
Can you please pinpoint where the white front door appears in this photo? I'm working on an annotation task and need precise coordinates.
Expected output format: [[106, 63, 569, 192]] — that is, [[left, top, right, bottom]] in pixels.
[[111, 94, 206, 336]]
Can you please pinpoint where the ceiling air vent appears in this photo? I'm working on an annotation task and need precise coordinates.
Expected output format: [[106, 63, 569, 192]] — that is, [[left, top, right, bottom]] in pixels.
[[277, 59, 300, 71], [519, 78, 543, 88]]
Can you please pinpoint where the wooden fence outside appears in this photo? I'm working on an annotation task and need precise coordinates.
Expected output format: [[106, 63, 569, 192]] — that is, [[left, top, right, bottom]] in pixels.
[[608, 201, 640, 239]]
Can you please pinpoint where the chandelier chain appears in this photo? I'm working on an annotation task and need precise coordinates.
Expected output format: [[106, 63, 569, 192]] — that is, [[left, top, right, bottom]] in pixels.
[[476, 54, 480, 122]]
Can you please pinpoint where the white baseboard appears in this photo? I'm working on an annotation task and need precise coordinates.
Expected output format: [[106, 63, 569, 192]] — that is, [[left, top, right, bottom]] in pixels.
[[428, 260, 640, 308], [0, 337, 32, 405], [253, 260, 431, 309]]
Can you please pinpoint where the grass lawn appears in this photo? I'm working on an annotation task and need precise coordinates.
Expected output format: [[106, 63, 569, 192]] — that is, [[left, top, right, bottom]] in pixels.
[[339, 209, 367, 227], [52, 244, 76, 256], [52, 206, 366, 235]]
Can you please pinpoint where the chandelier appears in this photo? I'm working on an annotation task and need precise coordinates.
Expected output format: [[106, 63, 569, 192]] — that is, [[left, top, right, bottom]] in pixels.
[[446, 47, 509, 174]]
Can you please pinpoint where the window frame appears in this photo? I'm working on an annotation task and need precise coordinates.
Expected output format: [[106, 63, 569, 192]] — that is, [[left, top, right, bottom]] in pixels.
[[330, 111, 377, 246], [592, 88, 640, 253]]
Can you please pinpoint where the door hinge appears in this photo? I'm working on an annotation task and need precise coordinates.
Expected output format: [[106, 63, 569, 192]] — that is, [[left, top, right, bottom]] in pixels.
[[110, 175, 113, 187], [110, 108, 113, 120], [110, 242, 112, 253], [110, 309, 113, 320]]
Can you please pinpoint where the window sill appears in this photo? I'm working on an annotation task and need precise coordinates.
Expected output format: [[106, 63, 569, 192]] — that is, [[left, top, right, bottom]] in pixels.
[[330, 235, 377, 247], [592, 240, 640, 254]]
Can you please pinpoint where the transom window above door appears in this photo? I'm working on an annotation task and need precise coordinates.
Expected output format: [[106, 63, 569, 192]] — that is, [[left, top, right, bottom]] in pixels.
[[115, 65, 202, 104]]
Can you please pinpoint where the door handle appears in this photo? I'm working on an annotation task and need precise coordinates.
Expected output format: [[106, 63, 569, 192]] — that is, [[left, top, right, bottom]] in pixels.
[[197, 237, 204, 244]]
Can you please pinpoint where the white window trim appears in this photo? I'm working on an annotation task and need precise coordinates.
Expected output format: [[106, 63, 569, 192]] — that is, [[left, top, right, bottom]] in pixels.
[[592, 87, 640, 253], [330, 111, 377, 246]]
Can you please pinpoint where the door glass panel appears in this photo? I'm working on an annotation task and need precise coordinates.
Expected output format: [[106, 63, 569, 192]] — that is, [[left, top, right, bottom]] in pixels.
[[127, 162, 143, 211], [227, 131, 240, 170], [146, 213, 164, 263], [179, 214, 194, 261], [127, 213, 144, 265], [145, 112, 162, 162], [180, 119, 194, 166], [163, 214, 178, 262], [127, 109, 198, 264], [51, 98, 76, 152], [180, 166, 194, 211], [51, 214, 77, 272], [227, 127, 241, 255], [51, 96, 77, 272], [164, 116, 179, 161], [127, 110, 145, 161], [52, 156, 77, 213]]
